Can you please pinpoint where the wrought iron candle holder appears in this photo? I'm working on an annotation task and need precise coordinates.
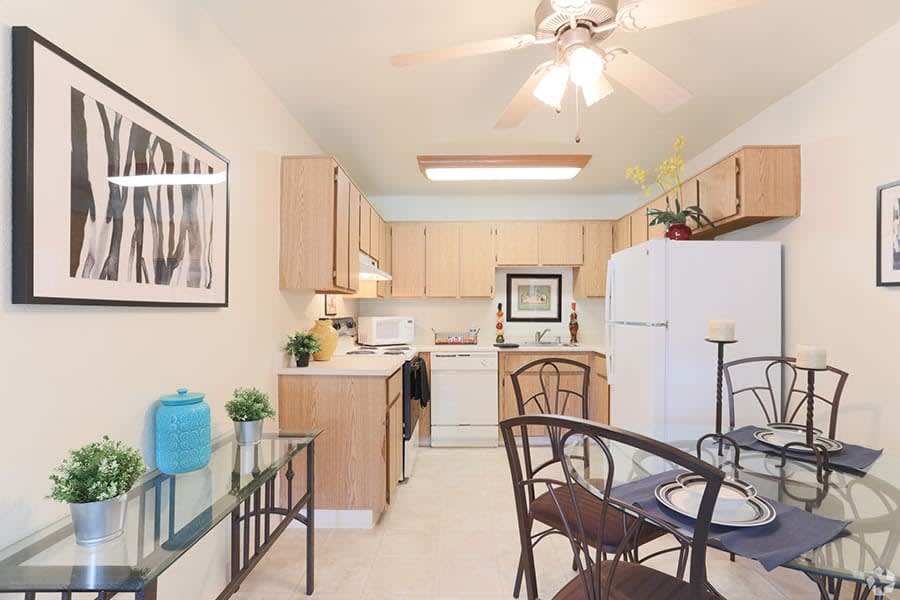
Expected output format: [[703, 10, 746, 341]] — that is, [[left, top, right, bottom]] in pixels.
[[778, 365, 832, 483], [703, 338, 741, 462]]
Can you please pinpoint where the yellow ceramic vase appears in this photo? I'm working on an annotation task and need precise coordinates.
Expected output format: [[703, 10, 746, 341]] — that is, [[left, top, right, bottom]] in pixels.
[[310, 319, 339, 361]]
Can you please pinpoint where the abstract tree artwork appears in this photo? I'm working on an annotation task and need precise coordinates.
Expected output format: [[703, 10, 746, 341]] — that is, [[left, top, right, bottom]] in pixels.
[[13, 27, 230, 306]]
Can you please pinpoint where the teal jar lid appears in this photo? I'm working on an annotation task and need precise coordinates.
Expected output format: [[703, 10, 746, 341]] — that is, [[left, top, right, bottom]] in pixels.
[[160, 387, 205, 406]]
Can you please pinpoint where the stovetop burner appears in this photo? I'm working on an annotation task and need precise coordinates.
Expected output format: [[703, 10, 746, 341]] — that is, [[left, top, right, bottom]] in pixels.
[[346, 350, 376, 355]]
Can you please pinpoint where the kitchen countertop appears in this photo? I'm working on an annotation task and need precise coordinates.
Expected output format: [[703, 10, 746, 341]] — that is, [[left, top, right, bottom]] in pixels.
[[277, 344, 605, 377], [278, 355, 405, 377]]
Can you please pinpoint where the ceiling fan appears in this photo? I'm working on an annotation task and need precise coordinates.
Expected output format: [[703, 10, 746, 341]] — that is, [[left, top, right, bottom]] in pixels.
[[391, 0, 761, 140]]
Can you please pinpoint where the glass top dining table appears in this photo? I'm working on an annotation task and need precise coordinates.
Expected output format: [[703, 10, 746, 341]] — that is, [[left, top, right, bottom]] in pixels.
[[561, 424, 900, 590]]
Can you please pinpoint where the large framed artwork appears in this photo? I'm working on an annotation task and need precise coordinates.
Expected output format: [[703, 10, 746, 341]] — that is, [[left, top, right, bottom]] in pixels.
[[12, 27, 230, 306], [877, 180, 900, 287], [506, 274, 562, 323]]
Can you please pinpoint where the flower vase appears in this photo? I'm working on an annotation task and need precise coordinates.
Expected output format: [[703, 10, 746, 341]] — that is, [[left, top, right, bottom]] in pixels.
[[666, 223, 693, 240], [70, 494, 128, 546], [310, 319, 339, 361]]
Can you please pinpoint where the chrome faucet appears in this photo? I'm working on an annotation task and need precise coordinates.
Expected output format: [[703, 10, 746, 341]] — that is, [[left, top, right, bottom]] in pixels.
[[535, 328, 552, 344]]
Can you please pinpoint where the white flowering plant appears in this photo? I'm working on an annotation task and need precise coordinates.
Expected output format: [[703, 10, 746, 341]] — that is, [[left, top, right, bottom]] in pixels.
[[225, 387, 276, 422], [49, 436, 146, 504]]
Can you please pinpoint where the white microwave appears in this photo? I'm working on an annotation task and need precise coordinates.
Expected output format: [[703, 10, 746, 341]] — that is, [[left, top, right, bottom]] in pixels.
[[357, 316, 415, 346]]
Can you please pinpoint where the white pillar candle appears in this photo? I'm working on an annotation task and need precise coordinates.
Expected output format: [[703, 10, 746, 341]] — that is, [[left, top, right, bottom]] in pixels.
[[796, 345, 827, 370], [708, 320, 736, 342]]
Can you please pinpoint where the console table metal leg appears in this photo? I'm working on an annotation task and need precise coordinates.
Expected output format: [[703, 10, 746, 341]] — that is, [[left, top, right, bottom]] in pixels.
[[137, 578, 158, 600], [306, 439, 315, 596]]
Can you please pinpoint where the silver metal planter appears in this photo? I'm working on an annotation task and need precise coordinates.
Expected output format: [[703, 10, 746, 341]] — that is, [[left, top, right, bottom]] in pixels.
[[234, 419, 264, 446], [70, 494, 128, 546]]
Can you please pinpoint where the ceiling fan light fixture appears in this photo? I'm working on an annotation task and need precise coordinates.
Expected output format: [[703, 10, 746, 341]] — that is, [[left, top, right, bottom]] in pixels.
[[417, 155, 592, 182], [582, 74, 614, 106], [533, 63, 570, 107], [567, 46, 605, 87], [551, 0, 594, 16]]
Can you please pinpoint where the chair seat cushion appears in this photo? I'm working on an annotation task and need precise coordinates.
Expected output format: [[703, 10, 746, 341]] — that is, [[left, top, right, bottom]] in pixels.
[[553, 561, 717, 600], [531, 485, 666, 551]]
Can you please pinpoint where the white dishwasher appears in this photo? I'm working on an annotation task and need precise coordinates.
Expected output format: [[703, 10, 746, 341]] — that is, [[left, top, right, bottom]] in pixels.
[[430, 351, 499, 447]]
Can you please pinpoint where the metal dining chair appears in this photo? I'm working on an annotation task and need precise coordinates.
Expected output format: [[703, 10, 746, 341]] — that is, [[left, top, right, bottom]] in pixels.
[[502, 413, 725, 600], [508, 358, 670, 598], [723, 356, 849, 439]]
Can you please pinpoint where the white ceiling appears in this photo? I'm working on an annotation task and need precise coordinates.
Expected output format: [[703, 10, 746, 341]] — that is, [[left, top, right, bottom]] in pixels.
[[206, 0, 900, 196]]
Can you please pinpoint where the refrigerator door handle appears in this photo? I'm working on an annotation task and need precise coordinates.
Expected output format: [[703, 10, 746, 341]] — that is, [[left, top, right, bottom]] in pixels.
[[605, 258, 615, 384]]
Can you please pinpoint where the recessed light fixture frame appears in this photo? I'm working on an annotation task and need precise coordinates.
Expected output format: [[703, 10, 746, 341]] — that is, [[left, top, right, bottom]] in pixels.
[[417, 154, 592, 182]]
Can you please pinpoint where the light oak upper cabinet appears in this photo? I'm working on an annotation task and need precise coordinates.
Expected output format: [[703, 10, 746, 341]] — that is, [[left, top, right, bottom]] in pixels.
[[693, 145, 801, 238], [280, 156, 358, 293], [370, 210, 383, 263], [613, 215, 631, 253], [574, 222, 613, 298], [348, 185, 361, 291], [630, 209, 649, 248], [359, 195, 372, 256], [540, 222, 584, 266], [390, 223, 426, 298], [495, 222, 540, 266], [648, 195, 669, 240], [425, 223, 460, 298], [459, 222, 495, 298], [377, 221, 391, 298]]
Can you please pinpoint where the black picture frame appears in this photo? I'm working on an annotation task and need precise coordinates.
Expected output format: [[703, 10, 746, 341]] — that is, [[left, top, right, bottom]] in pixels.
[[506, 274, 562, 323], [876, 180, 900, 287], [12, 27, 230, 307]]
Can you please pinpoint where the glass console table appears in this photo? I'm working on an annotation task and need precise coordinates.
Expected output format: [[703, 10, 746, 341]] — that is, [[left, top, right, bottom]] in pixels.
[[0, 431, 320, 599]]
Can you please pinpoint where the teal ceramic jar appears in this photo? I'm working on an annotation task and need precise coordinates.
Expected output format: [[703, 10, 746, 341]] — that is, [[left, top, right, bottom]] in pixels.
[[155, 388, 211, 474]]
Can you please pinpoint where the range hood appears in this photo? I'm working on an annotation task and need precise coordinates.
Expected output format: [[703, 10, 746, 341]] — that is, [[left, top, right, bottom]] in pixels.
[[359, 253, 391, 281]]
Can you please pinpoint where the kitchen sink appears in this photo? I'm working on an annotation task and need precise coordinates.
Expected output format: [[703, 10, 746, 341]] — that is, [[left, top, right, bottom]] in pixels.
[[518, 342, 576, 348]]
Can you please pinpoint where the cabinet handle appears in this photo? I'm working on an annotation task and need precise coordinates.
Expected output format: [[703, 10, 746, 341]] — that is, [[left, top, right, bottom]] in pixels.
[[735, 157, 742, 208]]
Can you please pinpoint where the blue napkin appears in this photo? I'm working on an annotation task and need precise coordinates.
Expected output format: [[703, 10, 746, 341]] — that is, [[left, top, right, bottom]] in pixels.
[[727, 426, 883, 472], [610, 470, 850, 571]]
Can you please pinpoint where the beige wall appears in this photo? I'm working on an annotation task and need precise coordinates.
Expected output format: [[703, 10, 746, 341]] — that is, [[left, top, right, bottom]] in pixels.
[[687, 18, 900, 451], [0, 2, 348, 597]]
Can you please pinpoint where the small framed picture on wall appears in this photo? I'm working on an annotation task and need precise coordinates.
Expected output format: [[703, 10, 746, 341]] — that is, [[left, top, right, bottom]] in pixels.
[[877, 180, 900, 287], [324, 294, 338, 316], [506, 274, 562, 322]]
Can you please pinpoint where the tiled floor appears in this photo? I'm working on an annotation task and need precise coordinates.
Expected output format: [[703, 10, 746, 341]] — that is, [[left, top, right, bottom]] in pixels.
[[235, 447, 843, 599]]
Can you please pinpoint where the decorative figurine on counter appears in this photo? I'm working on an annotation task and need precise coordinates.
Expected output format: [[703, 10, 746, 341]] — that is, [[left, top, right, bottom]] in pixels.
[[569, 302, 579, 345], [496, 302, 505, 344]]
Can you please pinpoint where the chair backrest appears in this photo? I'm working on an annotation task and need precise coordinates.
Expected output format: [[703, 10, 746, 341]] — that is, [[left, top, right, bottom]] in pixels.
[[724, 356, 849, 439], [501, 414, 724, 600], [510, 358, 591, 501]]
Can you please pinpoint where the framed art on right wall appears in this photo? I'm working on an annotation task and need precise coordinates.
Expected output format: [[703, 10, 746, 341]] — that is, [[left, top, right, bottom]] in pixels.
[[877, 180, 900, 287]]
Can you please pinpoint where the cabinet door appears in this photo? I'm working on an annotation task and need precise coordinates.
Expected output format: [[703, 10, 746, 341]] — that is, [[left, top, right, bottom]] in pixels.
[[496, 222, 540, 266], [459, 222, 495, 298], [502, 372, 587, 436], [370, 211, 382, 262], [349, 185, 360, 291], [698, 154, 740, 223], [574, 222, 613, 298], [377, 221, 391, 298], [540, 222, 584, 266], [591, 374, 610, 424], [426, 223, 460, 298], [387, 395, 402, 503], [390, 223, 426, 298], [613, 215, 631, 253], [334, 168, 351, 289], [680, 178, 701, 230], [359, 195, 371, 255], [630, 210, 649, 247], [647, 195, 669, 240]]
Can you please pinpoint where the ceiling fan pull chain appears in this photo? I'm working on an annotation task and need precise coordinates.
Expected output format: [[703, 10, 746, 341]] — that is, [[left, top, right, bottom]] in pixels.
[[575, 86, 582, 144]]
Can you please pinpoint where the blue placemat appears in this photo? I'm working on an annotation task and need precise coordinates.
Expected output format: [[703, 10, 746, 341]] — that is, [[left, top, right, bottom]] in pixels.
[[728, 426, 883, 472], [611, 470, 850, 571]]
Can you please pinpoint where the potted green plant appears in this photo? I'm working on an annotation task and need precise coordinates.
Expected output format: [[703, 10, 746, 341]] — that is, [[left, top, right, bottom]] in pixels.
[[283, 331, 321, 368], [626, 136, 714, 240], [226, 387, 276, 446], [49, 436, 146, 546]]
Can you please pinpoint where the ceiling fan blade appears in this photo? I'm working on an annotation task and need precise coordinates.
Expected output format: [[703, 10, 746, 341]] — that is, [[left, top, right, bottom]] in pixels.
[[603, 48, 692, 113], [390, 34, 536, 68], [494, 62, 553, 129], [616, 0, 761, 32]]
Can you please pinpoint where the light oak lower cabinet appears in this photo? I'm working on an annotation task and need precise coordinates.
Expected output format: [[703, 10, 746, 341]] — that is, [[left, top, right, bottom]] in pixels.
[[278, 369, 403, 521], [574, 222, 613, 298], [459, 223, 495, 298], [386, 371, 403, 503], [390, 223, 426, 298], [495, 222, 540, 266], [426, 223, 460, 298], [540, 222, 584, 266]]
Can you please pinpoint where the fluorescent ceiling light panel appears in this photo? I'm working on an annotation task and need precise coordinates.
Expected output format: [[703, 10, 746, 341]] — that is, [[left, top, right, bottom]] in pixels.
[[108, 171, 227, 188], [417, 155, 591, 182]]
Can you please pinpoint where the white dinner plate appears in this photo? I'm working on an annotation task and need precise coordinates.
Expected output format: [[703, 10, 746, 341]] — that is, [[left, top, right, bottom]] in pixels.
[[654, 480, 777, 528], [754, 423, 843, 453]]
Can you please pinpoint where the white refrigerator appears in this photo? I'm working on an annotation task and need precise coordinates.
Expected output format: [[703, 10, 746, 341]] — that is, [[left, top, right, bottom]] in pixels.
[[605, 239, 782, 431]]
